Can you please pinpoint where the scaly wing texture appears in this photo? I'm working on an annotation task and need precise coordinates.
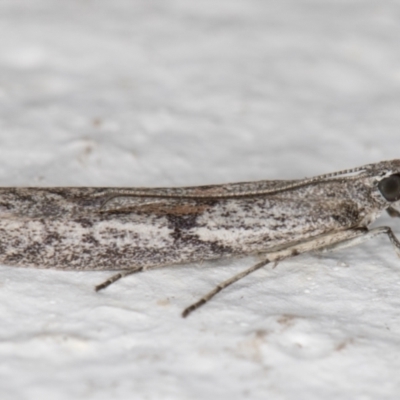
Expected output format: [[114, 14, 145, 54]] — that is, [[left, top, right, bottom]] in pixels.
[[0, 186, 364, 271]]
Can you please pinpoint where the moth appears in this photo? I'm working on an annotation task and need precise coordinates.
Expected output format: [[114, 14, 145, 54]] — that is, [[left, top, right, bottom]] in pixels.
[[1, 159, 400, 317]]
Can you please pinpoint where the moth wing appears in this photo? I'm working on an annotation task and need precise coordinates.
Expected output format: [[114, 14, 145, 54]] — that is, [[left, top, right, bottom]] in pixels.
[[98, 179, 301, 213], [99, 196, 209, 215]]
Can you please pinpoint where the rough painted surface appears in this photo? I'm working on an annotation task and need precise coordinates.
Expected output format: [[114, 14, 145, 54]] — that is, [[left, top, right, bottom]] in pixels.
[[2, 1, 400, 400]]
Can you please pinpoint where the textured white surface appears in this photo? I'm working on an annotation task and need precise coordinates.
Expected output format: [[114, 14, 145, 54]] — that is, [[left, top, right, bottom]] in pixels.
[[1, 1, 400, 399]]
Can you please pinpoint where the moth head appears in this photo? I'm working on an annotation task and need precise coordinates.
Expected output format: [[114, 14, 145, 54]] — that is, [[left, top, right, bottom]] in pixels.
[[354, 159, 400, 216]]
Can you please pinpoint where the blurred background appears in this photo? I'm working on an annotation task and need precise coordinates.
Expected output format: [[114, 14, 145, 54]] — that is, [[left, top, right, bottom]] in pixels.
[[1, 1, 400, 399], [2, 0, 400, 187]]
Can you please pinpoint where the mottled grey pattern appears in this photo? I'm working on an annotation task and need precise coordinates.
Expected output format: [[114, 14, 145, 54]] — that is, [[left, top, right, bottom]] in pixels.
[[0, 159, 399, 272]]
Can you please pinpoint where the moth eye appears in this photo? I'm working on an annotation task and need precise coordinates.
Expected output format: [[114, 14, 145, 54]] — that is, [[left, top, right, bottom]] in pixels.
[[378, 174, 400, 202]]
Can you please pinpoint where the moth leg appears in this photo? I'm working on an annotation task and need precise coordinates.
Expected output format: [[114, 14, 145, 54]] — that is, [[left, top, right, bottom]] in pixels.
[[95, 266, 144, 292], [182, 231, 359, 318], [387, 207, 400, 218], [182, 227, 400, 318], [182, 259, 270, 318], [317, 226, 400, 258]]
